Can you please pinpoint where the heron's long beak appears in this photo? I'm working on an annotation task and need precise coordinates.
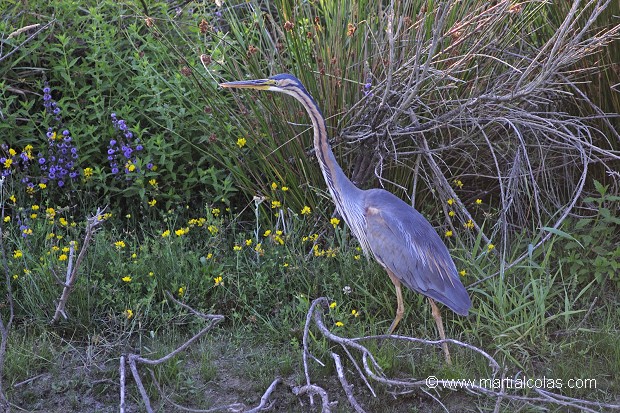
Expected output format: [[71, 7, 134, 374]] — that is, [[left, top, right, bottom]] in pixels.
[[219, 79, 275, 90]]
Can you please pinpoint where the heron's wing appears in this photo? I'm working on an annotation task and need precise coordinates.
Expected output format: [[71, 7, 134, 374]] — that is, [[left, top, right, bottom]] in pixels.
[[363, 189, 471, 315]]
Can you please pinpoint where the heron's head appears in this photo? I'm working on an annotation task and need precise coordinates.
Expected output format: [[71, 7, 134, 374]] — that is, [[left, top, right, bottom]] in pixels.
[[220, 74, 309, 98]]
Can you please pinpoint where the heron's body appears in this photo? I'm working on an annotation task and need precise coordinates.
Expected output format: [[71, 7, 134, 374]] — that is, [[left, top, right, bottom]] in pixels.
[[221, 74, 471, 362]]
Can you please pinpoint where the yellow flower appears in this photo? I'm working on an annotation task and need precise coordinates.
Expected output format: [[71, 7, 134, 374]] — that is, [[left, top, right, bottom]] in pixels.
[[22, 228, 32, 236], [211, 208, 220, 217], [122, 276, 132, 282], [178, 286, 185, 297], [271, 182, 278, 190], [30, 213, 38, 219], [282, 262, 289, 267], [162, 229, 170, 238], [148, 179, 158, 188], [488, 243, 495, 251], [83, 167, 93, 179], [329, 301, 337, 309], [448, 210, 455, 217], [8, 148, 16, 156], [206, 253, 213, 260], [447, 198, 454, 206], [31, 204, 40, 211], [351, 309, 359, 317], [39, 183, 47, 189], [175, 227, 189, 236], [271, 200, 281, 209], [454, 179, 464, 188], [124, 309, 134, 319], [330, 217, 340, 228], [245, 239, 253, 246], [301, 206, 311, 215], [115, 240, 126, 249], [475, 199, 482, 205], [354, 255, 361, 260], [445, 230, 453, 238], [3, 216, 9, 223], [464, 219, 474, 230], [12, 274, 18, 280], [59, 217, 68, 226], [254, 243, 264, 255], [214, 276, 223, 286], [58, 254, 68, 261], [62, 247, 70, 253], [148, 271, 154, 277], [9, 195, 16, 203], [459, 269, 467, 277], [131, 253, 137, 259], [236, 137, 247, 148], [207, 225, 218, 235], [335, 321, 344, 327], [263, 229, 272, 237], [126, 162, 136, 172], [13, 250, 23, 259], [148, 199, 156, 207], [233, 245, 242, 251], [46, 207, 56, 219], [281, 186, 289, 191], [3, 158, 12, 168]]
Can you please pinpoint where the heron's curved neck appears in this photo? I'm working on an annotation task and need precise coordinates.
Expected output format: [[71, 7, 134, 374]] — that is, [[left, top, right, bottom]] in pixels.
[[289, 89, 362, 218]]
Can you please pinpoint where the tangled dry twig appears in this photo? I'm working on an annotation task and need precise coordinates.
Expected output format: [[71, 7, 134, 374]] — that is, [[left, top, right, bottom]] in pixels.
[[301, 297, 620, 412], [340, 0, 620, 270]]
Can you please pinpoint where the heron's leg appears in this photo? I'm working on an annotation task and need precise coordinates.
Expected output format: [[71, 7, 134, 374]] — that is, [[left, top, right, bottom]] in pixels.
[[428, 298, 452, 365], [386, 270, 404, 335]]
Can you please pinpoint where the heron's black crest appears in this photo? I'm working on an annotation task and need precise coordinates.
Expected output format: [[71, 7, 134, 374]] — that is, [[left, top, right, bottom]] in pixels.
[[269, 73, 303, 84]]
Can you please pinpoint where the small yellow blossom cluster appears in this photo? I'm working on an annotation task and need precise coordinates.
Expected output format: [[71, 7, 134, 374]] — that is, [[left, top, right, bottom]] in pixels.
[[302, 233, 319, 243], [187, 218, 207, 227], [175, 227, 190, 236], [83, 167, 94, 181], [313, 244, 337, 258], [328, 301, 361, 328], [263, 229, 285, 245]]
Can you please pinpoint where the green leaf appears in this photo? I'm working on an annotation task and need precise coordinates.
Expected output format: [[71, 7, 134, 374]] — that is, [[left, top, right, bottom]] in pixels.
[[593, 179, 607, 197], [541, 226, 583, 248]]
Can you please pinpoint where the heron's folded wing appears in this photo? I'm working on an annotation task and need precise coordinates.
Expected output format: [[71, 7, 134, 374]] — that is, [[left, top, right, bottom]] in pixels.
[[364, 193, 471, 315]]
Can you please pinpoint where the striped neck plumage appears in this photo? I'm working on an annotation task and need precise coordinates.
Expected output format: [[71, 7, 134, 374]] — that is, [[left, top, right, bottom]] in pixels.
[[279, 84, 370, 255]]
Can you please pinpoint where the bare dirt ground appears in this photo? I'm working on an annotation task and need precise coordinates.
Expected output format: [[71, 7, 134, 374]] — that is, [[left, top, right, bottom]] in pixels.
[[9, 329, 467, 413]]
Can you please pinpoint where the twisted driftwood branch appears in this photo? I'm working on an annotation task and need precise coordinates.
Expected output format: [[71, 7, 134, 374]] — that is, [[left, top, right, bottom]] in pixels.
[[302, 297, 620, 412]]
